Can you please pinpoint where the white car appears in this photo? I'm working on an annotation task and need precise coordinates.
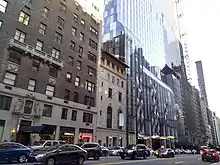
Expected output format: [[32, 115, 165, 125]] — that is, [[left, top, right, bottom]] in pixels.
[[185, 149, 192, 154], [109, 147, 124, 156], [192, 149, 197, 154], [31, 140, 66, 150]]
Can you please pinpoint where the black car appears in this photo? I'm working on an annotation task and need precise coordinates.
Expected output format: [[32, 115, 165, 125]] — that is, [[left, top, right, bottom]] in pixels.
[[101, 146, 109, 157], [201, 149, 219, 162], [119, 144, 150, 160], [75, 142, 101, 160], [29, 144, 87, 165], [157, 148, 175, 158]]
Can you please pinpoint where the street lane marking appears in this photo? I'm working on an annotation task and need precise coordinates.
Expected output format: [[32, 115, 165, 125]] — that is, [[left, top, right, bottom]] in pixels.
[[175, 161, 184, 164]]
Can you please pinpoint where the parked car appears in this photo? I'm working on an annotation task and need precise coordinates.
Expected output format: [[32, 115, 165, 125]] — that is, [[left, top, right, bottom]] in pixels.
[[192, 149, 197, 154], [75, 142, 101, 160], [29, 144, 87, 165], [157, 148, 175, 158], [119, 144, 150, 160], [101, 146, 110, 157], [201, 149, 219, 162], [109, 147, 123, 156], [0, 142, 31, 163], [147, 148, 154, 156], [31, 140, 66, 151], [175, 148, 181, 155], [185, 149, 192, 154]]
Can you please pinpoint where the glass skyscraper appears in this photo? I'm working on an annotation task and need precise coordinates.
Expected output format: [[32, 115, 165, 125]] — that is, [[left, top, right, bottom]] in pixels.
[[102, 0, 179, 146]]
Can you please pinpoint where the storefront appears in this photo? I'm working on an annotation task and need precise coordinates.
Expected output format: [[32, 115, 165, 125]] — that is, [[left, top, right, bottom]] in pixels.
[[0, 120, 5, 141], [59, 126, 75, 144], [78, 128, 93, 142], [16, 120, 32, 145], [41, 124, 56, 140]]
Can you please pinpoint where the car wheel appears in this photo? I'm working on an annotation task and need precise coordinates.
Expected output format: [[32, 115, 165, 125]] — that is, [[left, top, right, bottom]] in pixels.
[[216, 158, 219, 162], [202, 158, 206, 162], [117, 152, 120, 156], [94, 153, 100, 160], [18, 154, 27, 163], [121, 155, 125, 159], [143, 153, 147, 159], [78, 157, 85, 165], [133, 154, 138, 160], [47, 157, 55, 165], [171, 153, 175, 158]]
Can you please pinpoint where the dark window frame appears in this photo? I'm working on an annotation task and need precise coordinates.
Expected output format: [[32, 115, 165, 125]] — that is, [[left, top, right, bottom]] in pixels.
[[61, 108, 68, 120]]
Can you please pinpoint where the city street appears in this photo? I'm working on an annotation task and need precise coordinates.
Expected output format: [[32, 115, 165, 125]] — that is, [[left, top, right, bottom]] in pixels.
[[2, 155, 219, 165]]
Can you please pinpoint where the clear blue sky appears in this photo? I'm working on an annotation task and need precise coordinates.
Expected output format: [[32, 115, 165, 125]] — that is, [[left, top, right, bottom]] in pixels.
[[182, 0, 220, 116]]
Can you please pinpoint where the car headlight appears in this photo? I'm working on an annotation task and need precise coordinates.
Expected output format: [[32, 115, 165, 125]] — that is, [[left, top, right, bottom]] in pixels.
[[35, 154, 45, 159]]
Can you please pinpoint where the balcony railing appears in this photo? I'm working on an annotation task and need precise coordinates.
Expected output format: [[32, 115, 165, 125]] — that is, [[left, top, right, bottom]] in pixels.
[[9, 39, 64, 67]]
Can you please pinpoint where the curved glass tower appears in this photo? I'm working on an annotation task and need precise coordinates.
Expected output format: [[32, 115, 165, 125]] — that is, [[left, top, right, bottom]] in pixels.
[[102, 0, 179, 147]]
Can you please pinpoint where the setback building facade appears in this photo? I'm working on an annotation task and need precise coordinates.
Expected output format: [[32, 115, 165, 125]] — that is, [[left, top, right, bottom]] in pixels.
[[0, 0, 100, 145], [102, 0, 178, 147], [96, 50, 128, 147]]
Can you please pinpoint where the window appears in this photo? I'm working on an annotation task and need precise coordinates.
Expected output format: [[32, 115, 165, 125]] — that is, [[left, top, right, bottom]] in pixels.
[[42, 7, 49, 18], [76, 61, 81, 70], [64, 89, 70, 100], [57, 16, 65, 28], [0, 95, 12, 111], [73, 92, 79, 102], [73, 13, 78, 22], [32, 59, 40, 71], [0, 0, 7, 13], [79, 32, 84, 41], [69, 41, 75, 50], [4, 72, 16, 86], [54, 32, 62, 44], [78, 46, 83, 56], [112, 63, 115, 70], [88, 52, 97, 63], [89, 39, 98, 50], [24, 100, 33, 114], [107, 60, 110, 66], [107, 73, 110, 81], [117, 79, 119, 85], [85, 81, 95, 92], [121, 81, 124, 88], [8, 51, 22, 64], [36, 40, 43, 51], [84, 96, 95, 107], [42, 104, 52, 117], [71, 110, 77, 121], [49, 66, 58, 78], [75, 76, 80, 87], [118, 92, 122, 102], [108, 88, 112, 98], [89, 26, 98, 36], [112, 76, 115, 83], [18, 11, 30, 25], [59, 2, 66, 14], [46, 85, 55, 96], [61, 108, 68, 119], [0, 20, 2, 28], [68, 56, 73, 66], [121, 68, 124, 74], [14, 30, 26, 43], [107, 106, 112, 128], [88, 66, 96, 76], [71, 27, 76, 36], [101, 82, 103, 87], [66, 72, 72, 82], [28, 79, 36, 91], [52, 48, 60, 59], [83, 112, 93, 123], [81, 19, 85, 27], [39, 23, 46, 35]]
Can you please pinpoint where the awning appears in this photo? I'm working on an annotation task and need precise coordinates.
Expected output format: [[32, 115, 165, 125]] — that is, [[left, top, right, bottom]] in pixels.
[[18, 125, 54, 134]]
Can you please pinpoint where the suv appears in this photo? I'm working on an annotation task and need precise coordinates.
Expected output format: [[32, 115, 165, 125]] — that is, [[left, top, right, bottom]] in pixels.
[[119, 144, 150, 160], [31, 140, 66, 151], [76, 142, 102, 160]]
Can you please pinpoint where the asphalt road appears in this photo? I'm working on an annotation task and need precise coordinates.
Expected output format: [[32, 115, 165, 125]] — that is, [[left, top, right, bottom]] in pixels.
[[2, 155, 219, 165]]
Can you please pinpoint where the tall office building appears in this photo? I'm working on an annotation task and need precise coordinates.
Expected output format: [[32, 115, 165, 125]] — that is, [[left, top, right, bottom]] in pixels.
[[102, 0, 179, 147], [195, 61, 209, 106]]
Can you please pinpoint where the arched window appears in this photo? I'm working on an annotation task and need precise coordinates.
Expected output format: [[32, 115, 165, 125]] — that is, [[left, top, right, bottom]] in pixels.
[[107, 106, 112, 128]]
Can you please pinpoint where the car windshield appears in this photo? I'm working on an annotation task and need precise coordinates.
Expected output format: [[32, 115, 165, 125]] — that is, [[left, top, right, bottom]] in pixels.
[[159, 148, 167, 152], [75, 143, 84, 147], [125, 145, 135, 150], [33, 141, 46, 146]]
